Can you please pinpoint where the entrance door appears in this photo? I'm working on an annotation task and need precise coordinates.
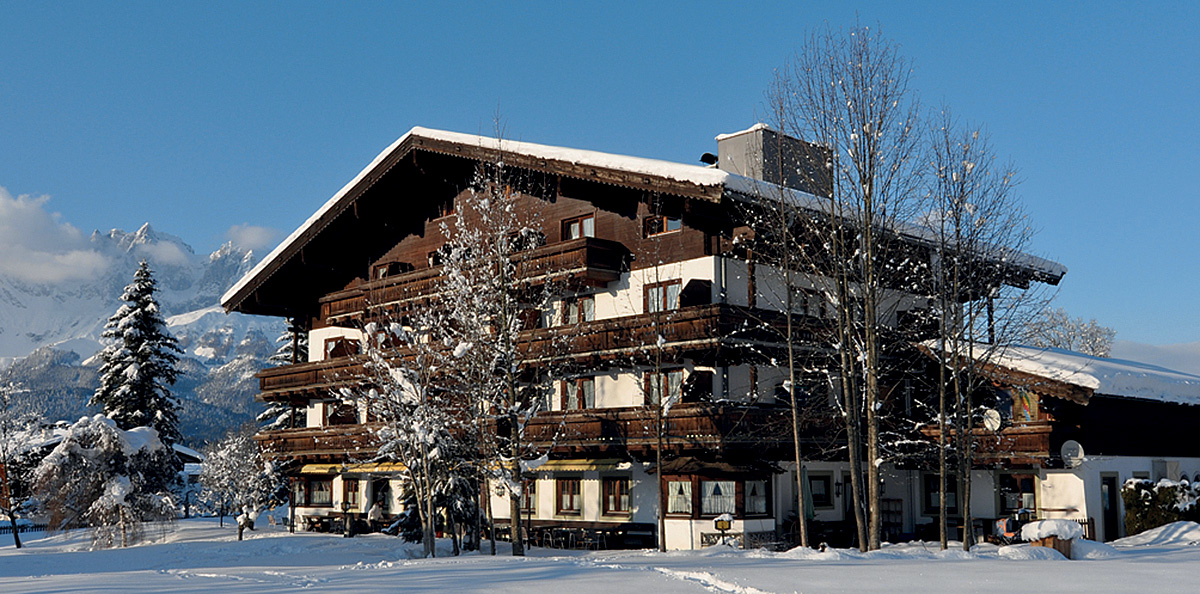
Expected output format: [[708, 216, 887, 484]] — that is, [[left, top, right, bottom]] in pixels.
[[1100, 474, 1120, 541]]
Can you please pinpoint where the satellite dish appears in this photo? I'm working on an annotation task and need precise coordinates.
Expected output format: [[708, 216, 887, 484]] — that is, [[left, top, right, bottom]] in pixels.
[[1061, 440, 1085, 468], [982, 409, 1002, 432]]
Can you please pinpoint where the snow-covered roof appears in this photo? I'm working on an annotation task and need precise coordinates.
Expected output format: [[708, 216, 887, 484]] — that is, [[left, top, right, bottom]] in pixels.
[[222, 126, 1066, 314], [221, 126, 740, 310], [986, 345, 1200, 405]]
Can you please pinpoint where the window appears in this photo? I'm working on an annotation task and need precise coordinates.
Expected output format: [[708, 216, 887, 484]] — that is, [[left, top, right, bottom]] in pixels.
[[520, 479, 537, 513], [556, 477, 581, 514], [998, 473, 1037, 515], [562, 295, 595, 325], [667, 480, 693, 514], [922, 473, 958, 516], [700, 480, 736, 515], [646, 369, 683, 406], [324, 337, 360, 359], [324, 399, 359, 425], [292, 480, 306, 507], [374, 261, 414, 280], [788, 287, 824, 317], [746, 480, 769, 515], [435, 199, 454, 218], [562, 214, 595, 240], [645, 280, 682, 314], [562, 377, 595, 411], [808, 475, 833, 509], [344, 478, 360, 508], [308, 477, 333, 507], [644, 215, 682, 237], [603, 477, 631, 515]]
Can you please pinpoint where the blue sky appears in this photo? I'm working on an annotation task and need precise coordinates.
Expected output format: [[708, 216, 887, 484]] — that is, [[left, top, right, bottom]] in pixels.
[[1, 2, 1196, 345]]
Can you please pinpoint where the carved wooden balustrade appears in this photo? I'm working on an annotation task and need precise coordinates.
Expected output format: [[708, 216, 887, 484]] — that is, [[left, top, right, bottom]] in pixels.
[[255, 423, 384, 463], [319, 236, 629, 325], [920, 422, 1053, 465]]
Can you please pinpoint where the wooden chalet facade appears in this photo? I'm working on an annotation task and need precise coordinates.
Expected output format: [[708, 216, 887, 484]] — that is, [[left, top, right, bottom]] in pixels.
[[223, 125, 1067, 548], [916, 345, 1200, 543]]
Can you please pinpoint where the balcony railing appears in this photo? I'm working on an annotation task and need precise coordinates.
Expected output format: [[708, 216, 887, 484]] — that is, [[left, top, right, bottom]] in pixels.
[[523, 403, 794, 455], [920, 422, 1053, 464], [255, 404, 795, 462], [258, 304, 832, 400], [257, 358, 367, 403], [255, 423, 384, 463], [319, 236, 629, 325]]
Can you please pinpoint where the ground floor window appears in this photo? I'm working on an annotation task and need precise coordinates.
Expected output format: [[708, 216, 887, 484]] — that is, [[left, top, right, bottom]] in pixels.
[[557, 477, 581, 514], [998, 473, 1037, 514], [808, 474, 833, 509], [344, 478, 360, 507], [700, 480, 736, 515], [922, 473, 958, 516], [520, 479, 537, 513], [307, 477, 333, 507], [603, 477, 631, 515], [746, 480, 769, 515], [667, 480, 693, 514]]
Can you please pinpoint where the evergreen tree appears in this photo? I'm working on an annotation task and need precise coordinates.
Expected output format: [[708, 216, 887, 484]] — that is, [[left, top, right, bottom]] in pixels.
[[91, 260, 183, 445], [258, 319, 307, 431]]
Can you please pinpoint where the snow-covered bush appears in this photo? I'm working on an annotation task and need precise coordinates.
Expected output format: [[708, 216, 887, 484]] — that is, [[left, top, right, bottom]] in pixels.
[[33, 414, 177, 548], [199, 425, 284, 535], [1122, 478, 1200, 537]]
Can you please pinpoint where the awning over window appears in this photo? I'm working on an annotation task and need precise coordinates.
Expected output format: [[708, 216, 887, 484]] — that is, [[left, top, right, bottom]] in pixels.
[[535, 458, 624, 472], [298, 462, 406, 475]]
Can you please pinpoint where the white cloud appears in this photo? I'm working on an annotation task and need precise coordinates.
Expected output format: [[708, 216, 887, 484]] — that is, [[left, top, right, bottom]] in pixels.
[[135, 240, 192, 267], [224, 223, 281, 252], [0, 187, 110, 283]]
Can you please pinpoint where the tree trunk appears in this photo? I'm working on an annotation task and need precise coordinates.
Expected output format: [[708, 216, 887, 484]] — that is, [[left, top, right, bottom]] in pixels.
[[7, 515, 21, 549], [508, 410, 524, 556]]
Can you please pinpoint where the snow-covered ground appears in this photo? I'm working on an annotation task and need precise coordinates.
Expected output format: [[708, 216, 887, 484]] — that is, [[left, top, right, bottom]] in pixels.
[[3, 519, 1200, 593]]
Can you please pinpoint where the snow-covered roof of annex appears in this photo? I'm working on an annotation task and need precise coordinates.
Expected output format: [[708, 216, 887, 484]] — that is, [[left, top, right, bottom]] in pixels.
[[980, 345, 1200, 406], [222, 126, 1066, 315]]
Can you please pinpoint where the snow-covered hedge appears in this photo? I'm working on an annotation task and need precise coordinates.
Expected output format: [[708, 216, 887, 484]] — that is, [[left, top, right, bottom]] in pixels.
[[1122, 478, 1200, 537]]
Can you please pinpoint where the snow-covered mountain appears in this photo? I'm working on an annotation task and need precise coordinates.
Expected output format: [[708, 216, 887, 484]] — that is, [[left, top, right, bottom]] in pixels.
[[0, 222, 285, 445]]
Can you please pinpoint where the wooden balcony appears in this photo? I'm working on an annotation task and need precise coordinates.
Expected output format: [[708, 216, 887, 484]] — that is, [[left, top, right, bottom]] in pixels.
[[258, 303, 833, 401], [524, 402, 795, 456], [255, 404, 795, 463], [257, 358, 367, 404], [255, 423, 384, 463], [319, 236, 630, 325], [920, 422, 1053, 465], [524, 303, 829, 366]]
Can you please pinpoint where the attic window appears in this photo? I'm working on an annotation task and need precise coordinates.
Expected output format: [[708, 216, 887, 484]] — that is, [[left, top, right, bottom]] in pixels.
[[374, 261, 414, 280], [644, 215, 681, 237]]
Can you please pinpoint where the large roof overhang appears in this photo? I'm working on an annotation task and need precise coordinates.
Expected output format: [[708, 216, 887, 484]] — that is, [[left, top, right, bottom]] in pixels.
[[221, 127, 732, 318], [222, 126, 1066, 319]]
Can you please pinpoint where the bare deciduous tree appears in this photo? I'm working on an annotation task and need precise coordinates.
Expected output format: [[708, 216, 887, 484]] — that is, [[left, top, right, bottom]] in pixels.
[[770, 23, 925, 550], [1024, 307, 1116, 357]]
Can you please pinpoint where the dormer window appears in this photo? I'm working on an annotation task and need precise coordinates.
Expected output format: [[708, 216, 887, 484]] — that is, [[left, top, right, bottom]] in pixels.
[[563, 214, 595, 240]]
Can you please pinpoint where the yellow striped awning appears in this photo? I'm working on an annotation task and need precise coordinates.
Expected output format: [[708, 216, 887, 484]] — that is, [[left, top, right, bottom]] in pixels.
[[298, 462, 407, 474], [534, 459, 624, 472]]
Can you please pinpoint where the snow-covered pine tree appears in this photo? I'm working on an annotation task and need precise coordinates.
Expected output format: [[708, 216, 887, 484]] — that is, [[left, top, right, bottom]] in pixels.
[[91, 260, 184, 445], [258, 319, 308, 431]]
